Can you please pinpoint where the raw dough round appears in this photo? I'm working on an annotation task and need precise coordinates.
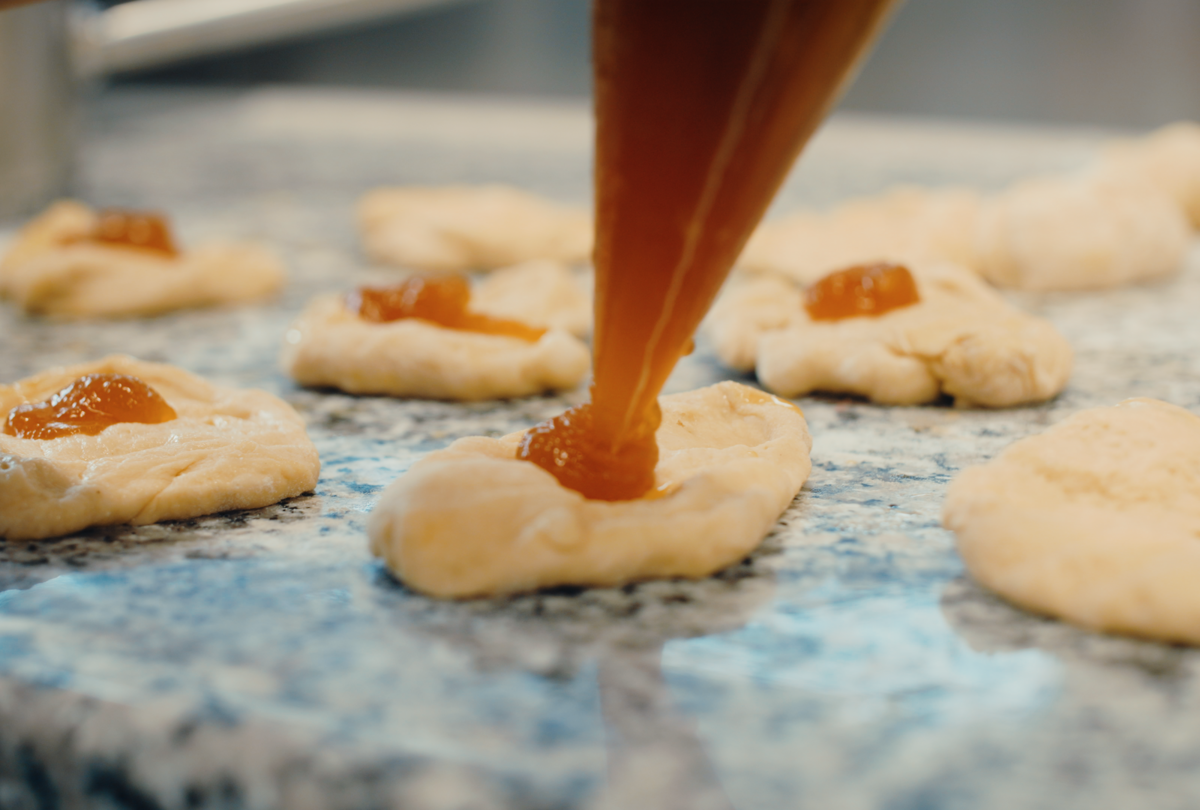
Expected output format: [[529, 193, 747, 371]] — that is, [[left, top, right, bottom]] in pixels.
[[739, 187, 982, 284], [368, 382, 812, 598], [0, 201, 285, 318], [707, 262, 1072, 407], [1096, 121, 1200, 229], [358, 185, 592, 272], [280, 283, 590, 400], [975, 174, 1190, 291], [944, 398, 1200, 645], [0, 356, 320, 541]]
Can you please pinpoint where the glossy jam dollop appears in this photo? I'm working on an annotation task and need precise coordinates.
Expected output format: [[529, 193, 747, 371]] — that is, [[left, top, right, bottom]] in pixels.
[[804, 262, 920, 321], [4, 374, 178, 440], [81, 210, 180, 257], [517, 402, 660, 501], [347, 276, 545, 341]]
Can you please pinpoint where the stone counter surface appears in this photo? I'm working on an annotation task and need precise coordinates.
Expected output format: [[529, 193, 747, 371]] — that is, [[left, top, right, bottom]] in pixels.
[[1, 88, 1199, 810]]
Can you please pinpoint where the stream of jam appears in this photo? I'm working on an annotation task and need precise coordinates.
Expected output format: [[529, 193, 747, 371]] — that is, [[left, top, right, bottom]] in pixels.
[[74, 210, 180, 257], [519, 0, 898, 500], [4, 374, 178, 440], [804, 262, 920, 321], [348, 276, 545, 342]]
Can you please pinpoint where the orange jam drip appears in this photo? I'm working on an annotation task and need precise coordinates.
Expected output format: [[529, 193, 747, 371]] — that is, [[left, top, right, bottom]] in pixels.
[[4, 374, 178, 440], [79, 210, 180, 257], [519, 0, 896, 501], [804, 262, 919, 321], [518, 401, 660, 501], [347, 276, 545, 342]]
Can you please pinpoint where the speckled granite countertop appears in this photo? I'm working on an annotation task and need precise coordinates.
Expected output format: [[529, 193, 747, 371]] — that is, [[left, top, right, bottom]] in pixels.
[[2, 88, 1200, 810]]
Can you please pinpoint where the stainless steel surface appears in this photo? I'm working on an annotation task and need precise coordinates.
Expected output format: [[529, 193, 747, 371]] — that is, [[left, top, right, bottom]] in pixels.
[[0, 0, 76, 220], [90, 0, 477, 75]]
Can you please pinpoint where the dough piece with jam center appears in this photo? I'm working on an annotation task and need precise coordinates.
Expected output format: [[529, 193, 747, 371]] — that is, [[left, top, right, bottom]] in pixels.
[[0, 201, 285, 318], [0, 356, 320, 541], [358, 186, 592, 272], [944, 398, 1200, 645], [368, 382, 812, 598], [281, 262, 590, 400], [707, 261, 1072, 407]]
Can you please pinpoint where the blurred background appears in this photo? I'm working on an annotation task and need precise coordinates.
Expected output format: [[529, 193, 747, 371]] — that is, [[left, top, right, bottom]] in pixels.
[[5, 0, 1200, 221], [99, 0, 1200, 129]]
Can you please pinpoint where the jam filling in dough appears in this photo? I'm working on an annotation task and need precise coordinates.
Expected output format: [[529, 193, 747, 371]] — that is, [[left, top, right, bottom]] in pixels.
[[348, 275, 546, 341], [280, 263, 590, 401], [71, 209, 180, 257], [4, 373, 177, 440], [358, 185, 592, 272], [803, 261, 920, 321], [944, 398, 1200, 646], [369, 382, 812, 599], [707, 261, 1072, 407], [0, 356, 320, 541], [0, 200, 285, 318]]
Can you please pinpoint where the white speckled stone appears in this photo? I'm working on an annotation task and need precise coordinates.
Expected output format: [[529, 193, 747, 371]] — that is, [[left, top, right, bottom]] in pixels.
[[1, 87, 1198, 809]]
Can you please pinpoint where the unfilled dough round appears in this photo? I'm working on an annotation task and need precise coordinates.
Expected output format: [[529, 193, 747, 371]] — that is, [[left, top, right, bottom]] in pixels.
[[944, 398, 1200, 646], [1096, 121, 1200, 228], [280, 287, 591, 401], [975, 174, 1190, 291], [358, 185, 592, 272], [0, 201, 285, 318], [0, 356, 321, 541], [739, 187, 982, 284], [706, 262, 1072, 407], [368, 382, 812, 599]]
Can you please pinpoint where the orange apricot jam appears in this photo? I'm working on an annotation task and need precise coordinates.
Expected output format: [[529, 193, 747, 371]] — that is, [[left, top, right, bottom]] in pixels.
[[79, 210, 180, 257], [347, 276, 545, 342], [804, 262, 919, 321], [4, 374, 177, 440], [518, 0, 896, 501], [518, 401, 660, 501]]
